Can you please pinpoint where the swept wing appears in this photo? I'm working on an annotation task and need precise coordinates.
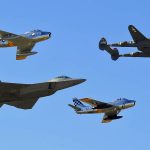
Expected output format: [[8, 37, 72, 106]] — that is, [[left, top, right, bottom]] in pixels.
[[80, 98, 113, 108], [128, 25, 147, 43], [102, 110, 122, 123], [16, 43, 36, 60], [0, 30, 33, 45], [0, 30, 36, 60], [5, 98, 39, 109]]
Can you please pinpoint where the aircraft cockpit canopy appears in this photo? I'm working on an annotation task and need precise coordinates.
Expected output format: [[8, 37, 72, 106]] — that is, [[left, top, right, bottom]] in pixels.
[[117, 98, 128, 101], [56, 76, 71, 79]]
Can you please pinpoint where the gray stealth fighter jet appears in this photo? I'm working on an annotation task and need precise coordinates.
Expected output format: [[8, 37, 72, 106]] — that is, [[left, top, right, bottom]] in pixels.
[[99, 25, 150, 60], [0, 76, 86, 109], [69, 97, 135, 123]]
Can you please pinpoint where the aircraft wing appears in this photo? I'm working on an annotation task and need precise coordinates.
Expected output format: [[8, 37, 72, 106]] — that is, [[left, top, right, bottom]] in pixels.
[[102, 110, 122, 123], [0, 30, 33, 45], [0, 30, 37, 60], [80, 98, 113, 108], [16, 43, 36, 60], [128, 25, 147, 42], [5, 98, 39, 109]]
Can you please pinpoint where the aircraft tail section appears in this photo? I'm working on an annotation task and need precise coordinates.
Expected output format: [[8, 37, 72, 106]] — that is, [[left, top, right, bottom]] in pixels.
[[99, 37, 107, 50], [99, 38, 120, 60], [73, 97, 86, 108], [109, 48, 119, 60], [128, 25, 147, 42], [68, 104, 81, 111], [68, 98, 86, 112]]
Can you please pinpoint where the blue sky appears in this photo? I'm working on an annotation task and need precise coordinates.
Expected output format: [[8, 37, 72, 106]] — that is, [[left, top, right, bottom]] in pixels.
[[0, 0, 149, 149]]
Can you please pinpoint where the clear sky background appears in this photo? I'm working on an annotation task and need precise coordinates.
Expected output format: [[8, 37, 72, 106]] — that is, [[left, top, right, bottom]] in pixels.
[[0, 0, 149, 149]]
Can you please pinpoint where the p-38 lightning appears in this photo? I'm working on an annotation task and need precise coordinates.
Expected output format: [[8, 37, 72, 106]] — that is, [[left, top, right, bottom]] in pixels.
[[0, 29, 51, 60], [99, 25, 150, 60], [0, 76, 86, 109], [69, 97, 135, 123]]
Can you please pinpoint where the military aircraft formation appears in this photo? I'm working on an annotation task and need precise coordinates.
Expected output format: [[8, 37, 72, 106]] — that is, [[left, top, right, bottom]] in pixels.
[[0, 26, 140, 123], [99, 25, 150, 60]]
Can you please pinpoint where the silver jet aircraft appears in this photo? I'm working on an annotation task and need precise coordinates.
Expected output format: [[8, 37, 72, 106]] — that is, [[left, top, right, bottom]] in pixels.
[[0, 29, 51, 60], [0, 76, 86, 109], [69, 97, 135, 123], [99, 25, 150, 60]]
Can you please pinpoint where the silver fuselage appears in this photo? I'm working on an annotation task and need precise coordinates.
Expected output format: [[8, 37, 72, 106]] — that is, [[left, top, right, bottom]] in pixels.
[[0, 30, 51, 48], [77, 98, 136, 114]]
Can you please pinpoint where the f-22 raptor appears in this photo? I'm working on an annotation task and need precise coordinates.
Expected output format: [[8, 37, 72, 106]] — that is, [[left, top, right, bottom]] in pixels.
[[0, 29, 51, 60], [69, 97, 135, 123], [99, 25, 150, 60], [0, 76, 86, 109]]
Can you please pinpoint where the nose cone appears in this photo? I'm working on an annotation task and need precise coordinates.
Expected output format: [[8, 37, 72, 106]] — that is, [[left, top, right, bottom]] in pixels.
[[48, 32, 51, 37], [130, 100, 136, 106], [54, 78, 86, 91], [133, 100, 136, 106], [125, 100, 136, 108], [43, 32, 51, 39]]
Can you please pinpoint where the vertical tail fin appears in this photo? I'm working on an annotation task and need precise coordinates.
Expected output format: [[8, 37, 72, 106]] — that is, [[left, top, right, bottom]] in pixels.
[[68, 98, 86, 112], [99, 37, 107, 50], [68, 98, 92, 114], [73, 97, 86, 108]]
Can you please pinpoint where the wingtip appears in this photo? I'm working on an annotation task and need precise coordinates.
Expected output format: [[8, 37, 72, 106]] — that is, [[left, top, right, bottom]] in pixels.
[[16, 55, 27, 60], [128, 25, 136, 30]]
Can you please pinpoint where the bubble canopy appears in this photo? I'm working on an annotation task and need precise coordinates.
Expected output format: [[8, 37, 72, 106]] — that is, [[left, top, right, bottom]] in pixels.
[[55, 76, 71, 79]]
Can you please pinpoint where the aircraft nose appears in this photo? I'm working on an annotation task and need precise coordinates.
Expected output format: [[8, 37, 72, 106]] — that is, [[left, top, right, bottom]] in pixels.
[[55, 79, 86, 90], [48, 32, 51, 37], [64, 79, 86, 88], [72, 79, 86, 85], [129, 100, 136, 107]]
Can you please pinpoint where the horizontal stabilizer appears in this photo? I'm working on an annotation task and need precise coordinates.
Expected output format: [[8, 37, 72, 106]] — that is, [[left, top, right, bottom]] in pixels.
[[68, 104, 81, 111]]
